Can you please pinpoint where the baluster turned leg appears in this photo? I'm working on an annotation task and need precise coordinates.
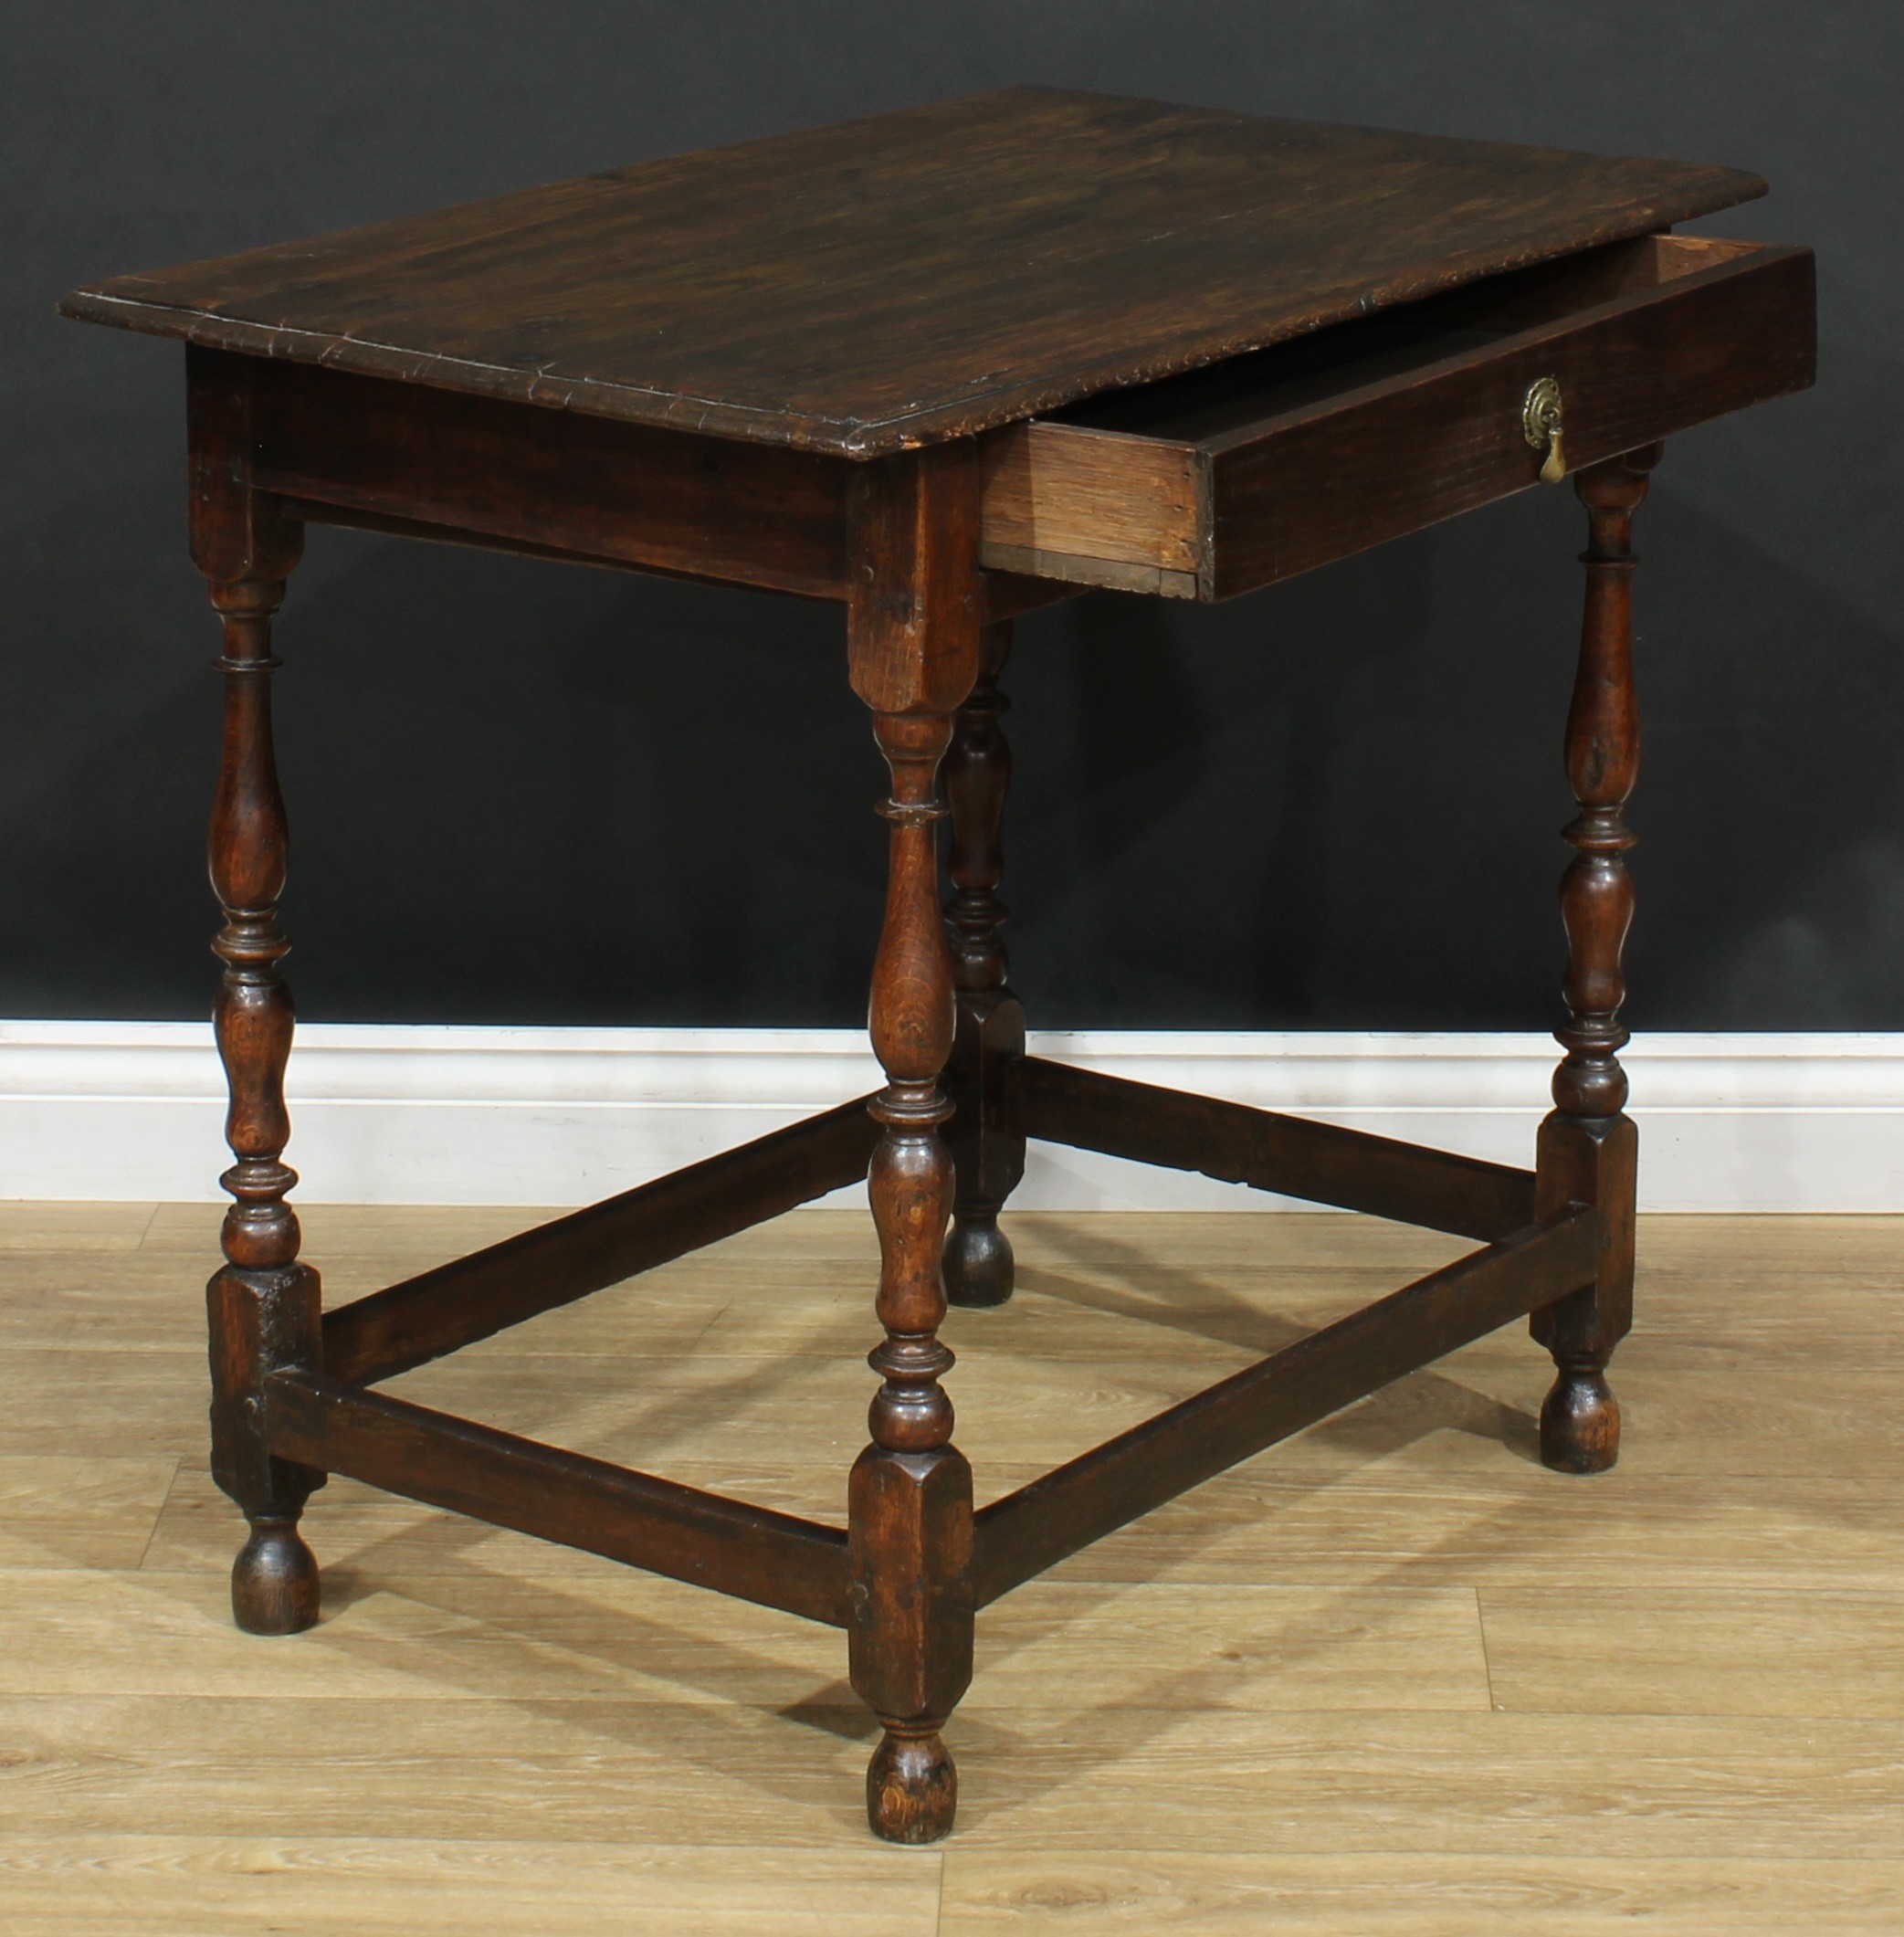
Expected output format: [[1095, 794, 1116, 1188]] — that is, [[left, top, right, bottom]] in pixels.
[[845, 447, 981, 1844], [854, 710, 971, 1839], [204, 563, 325, 1632], [941, 620, 1026, 1308], [1531, 446, 1659, 1473]]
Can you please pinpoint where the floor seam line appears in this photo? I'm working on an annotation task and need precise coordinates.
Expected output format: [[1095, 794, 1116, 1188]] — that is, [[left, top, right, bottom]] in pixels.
[[131, 1455, 184, 1572]]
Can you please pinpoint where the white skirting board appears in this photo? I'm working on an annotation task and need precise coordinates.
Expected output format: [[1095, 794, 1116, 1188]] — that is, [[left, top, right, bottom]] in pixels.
[[3, 1022, 1903, 1210]]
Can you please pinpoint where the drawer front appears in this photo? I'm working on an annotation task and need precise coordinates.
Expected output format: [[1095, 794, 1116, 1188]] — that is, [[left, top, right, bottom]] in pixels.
[[980, 240, 1815, 602], [1207, 243, 1815, 599]]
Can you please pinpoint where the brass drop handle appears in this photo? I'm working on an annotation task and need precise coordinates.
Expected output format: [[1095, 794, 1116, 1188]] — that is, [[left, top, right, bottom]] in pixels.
[[1523, 375, 1566, 483]]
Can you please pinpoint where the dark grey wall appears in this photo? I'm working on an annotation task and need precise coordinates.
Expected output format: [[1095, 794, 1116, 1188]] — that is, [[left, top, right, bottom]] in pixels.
[[6, 3, 1899, 1029]]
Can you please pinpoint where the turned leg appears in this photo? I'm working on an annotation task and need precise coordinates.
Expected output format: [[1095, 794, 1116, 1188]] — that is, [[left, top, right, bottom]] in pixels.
[[1531, 446, 1659, 1474], [187, 353, 325, 1631], [941, 619, 1026, 1308], [204, 567, 326, 1630], [845, 448, 981, 1844]]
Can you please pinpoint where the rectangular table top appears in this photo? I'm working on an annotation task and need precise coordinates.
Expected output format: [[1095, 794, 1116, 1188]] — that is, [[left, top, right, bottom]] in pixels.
[[62, 88, 1763, 458]]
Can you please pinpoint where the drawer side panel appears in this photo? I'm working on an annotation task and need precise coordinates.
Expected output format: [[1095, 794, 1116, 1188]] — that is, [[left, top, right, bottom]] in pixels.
[[981, 423, 1204, 575]]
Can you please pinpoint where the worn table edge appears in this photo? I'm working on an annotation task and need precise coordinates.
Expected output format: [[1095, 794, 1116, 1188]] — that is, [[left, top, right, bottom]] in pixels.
[[57, 172, 1766, 460]]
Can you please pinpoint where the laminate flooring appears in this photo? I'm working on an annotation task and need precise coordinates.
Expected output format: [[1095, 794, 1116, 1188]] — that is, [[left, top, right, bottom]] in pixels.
[[4, 1204, 1900, 1932]]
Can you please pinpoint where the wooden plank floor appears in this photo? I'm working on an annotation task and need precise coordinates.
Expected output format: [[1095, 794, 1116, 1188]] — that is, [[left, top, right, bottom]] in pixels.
[[5, 1203, 1902, 1932]]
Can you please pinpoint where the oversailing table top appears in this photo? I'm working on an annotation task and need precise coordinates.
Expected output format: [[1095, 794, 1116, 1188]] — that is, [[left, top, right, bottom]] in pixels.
[[61, 87, 1764, 458]]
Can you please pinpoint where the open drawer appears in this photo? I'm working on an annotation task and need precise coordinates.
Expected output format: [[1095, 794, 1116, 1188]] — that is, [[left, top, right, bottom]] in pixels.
[[978, 235, 1815, 600]]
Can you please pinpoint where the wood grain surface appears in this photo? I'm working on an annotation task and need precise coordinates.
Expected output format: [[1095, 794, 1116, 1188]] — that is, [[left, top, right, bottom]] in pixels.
[[5, 1203, 1902, 1931], [60, 88, 1763, 456]]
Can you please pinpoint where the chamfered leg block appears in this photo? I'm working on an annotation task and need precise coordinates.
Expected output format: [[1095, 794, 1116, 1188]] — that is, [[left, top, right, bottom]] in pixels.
[[1531, 445, 1660, 1474], [941, 618, 1026, 1308]]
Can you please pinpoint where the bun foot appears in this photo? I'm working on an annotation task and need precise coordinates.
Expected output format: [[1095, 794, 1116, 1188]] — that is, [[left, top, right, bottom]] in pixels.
[[231, 1517, 321, 1634], [1540, 1363, 1621, 1473], [942, 1214, 1014, 1308], [867, 1727, 957, 1843]]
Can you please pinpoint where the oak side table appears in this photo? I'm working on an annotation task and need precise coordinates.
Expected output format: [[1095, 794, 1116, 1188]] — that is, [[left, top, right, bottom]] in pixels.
[[62, 89, 1815, 1843]]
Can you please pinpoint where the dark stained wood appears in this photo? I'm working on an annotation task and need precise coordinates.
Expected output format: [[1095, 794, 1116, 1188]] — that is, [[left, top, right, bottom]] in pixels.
[[62, 89, 1762, 457], [975, 570, 1081, 625], [322, 1096, 883, 1388], [187, 353, 304, 586], [1204, 248, 1801, 601], [247, 354, 853, 600], [282, 495, 794, 588], [1535, 1110, 1637, 1470], [1551, 450, 1654, 1122], [206, 1266, 323, 1636], [973, 1207, 1598, 1606], [264, 1371, 850, 1626], [59, 95, 1814, 1847], [192, 353, 324, 1637], [847, 442, 984, 715], [980, 235, 1815, 599], [941, 621, 1026, 1309], [1017, 1056, 1537, 1243], [204, 571, 303, 1300], [1530, 447, 1657, 1475], [847, 454, 979, 1844], [278, 495, 1082, 626]]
